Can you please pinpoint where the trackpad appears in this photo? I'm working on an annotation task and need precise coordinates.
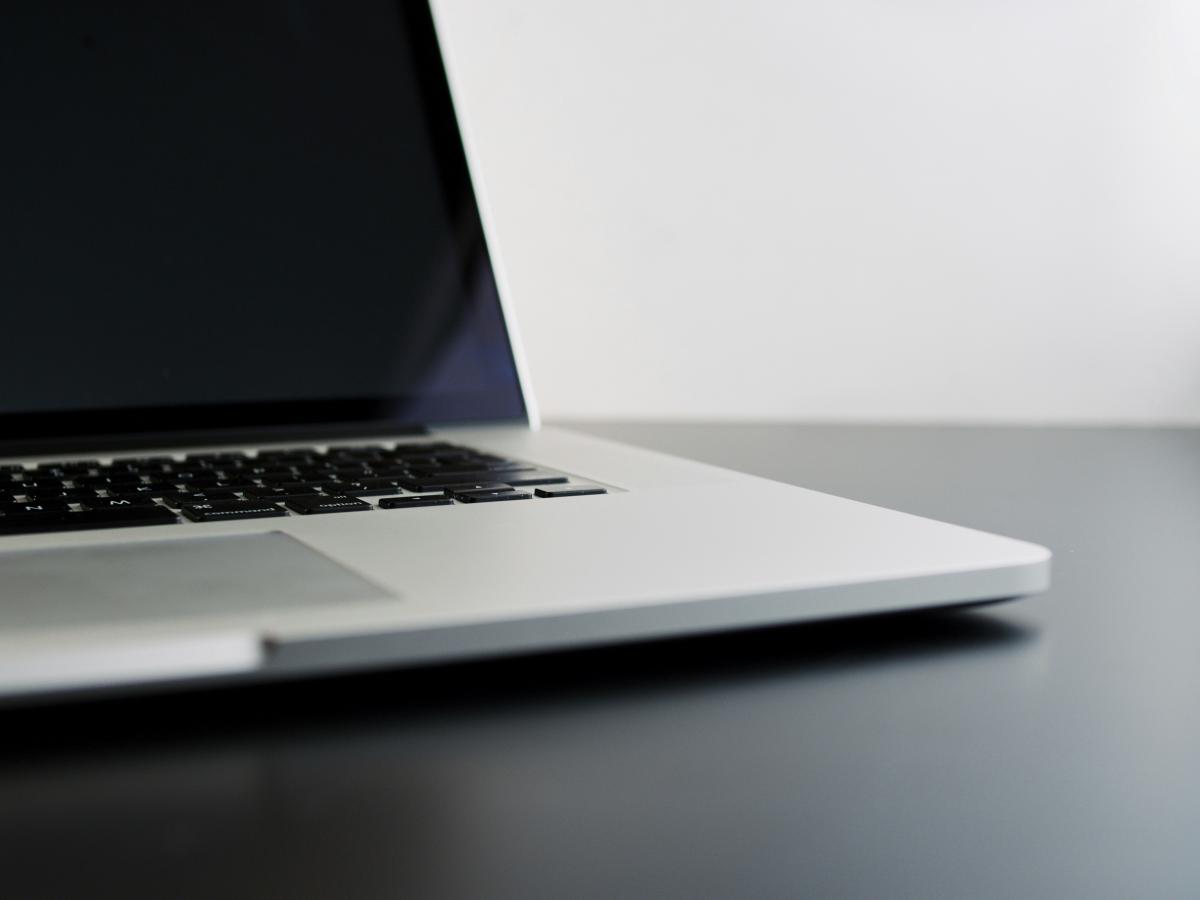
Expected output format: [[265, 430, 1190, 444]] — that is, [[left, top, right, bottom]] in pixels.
[[0, 532, 393, 632]]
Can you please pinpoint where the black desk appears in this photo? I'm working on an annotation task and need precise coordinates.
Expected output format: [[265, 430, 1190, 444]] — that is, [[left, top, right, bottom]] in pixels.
[[4, 423, 1197, 899]]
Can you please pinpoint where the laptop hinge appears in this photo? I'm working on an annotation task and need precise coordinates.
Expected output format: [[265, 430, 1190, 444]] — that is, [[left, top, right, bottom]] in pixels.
[[0, 424, 430, 458]]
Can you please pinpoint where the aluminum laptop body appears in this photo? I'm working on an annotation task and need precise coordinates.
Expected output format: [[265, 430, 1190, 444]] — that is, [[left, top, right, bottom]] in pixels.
[[0, 2, 1050, 703]]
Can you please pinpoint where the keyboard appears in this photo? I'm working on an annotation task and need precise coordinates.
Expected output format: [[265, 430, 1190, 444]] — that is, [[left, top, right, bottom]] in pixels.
[[0, 442, 607, 536]]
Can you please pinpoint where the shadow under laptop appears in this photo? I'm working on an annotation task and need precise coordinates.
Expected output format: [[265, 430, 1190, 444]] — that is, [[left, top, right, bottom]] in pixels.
[[0, 604, 1037, 757], [0, 606, 1041, 900]]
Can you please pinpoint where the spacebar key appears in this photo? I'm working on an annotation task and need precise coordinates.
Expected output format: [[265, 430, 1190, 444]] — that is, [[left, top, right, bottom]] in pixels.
[[0, 505, 178, 534]]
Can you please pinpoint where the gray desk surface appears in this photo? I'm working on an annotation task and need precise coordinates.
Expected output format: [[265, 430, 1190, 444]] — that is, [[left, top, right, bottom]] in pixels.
[[3, 423, 1198, 899]]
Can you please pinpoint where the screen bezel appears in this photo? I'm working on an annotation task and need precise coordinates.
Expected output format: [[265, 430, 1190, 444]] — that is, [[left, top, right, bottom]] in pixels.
[[0, 1, 529, 456]]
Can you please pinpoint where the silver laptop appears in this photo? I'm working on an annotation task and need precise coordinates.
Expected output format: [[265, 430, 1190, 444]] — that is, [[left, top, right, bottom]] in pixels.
[[0, 1, 1049, 704]]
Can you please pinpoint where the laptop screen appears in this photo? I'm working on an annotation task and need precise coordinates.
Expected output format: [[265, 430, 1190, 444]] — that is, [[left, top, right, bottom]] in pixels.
[[0, 1, 526, 450]]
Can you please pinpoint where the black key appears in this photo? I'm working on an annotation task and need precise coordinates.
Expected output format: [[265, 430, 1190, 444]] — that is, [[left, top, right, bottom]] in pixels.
[[341, 484, 405, 498], [499, 472, 569, 487], [393, 455, 440, 468], [74, 475, 124, 488], [402, 478, 513, 493], [534, 485, 608, 498], [62, 487, 101, 501], [244, 486, 320, 501], [455, 489, 531, 504], [327, 465, 371, 478], [279, 481, 328, 492], [59, 460, 101, 471], [390, 455, 457, 466], [208, 463, 249, 475], [177, 479, 255, 491], [285, 495, 372, 515], [98, 461, 137, 473], [104, 471, 145, 484], [162, 490, 238, 507], [181, 500, 288, 522], [378, 495, 453, 509], [177, 475, 223, 489], [160, 493, 200, 508], [364, 466, 411, 478], [338, 480, 408, 501], [0, 510, 65, 531], [2, 500, 71, 514], [106, 481, 177, 497], [202, 490, 240, 502], [21, 490, 71, 501], [455, 457, 529, 469], [469, 453, 514, 464], [261, 470, 301, 484], [78, 505, 179, 527], [444, 482, 515, 498], [183, 475, 224, 487], [325, 445, 385, 458], [256, 448, 317, 461], [409, 467, 533, 483], [110, 455, 176, 466], [425, 447, 473, 457], [293, 466, 338, 479], [12, 479, 65, 491], [165, 463, 208, 476], [391, 442, 453, 455], [185, 451, 248, 462], [403, 460, 457, 471], [317, 480, 361, 494], [0, 505, 178, 535], [80, 495, 160, 510], [129, 463, 173, 475]]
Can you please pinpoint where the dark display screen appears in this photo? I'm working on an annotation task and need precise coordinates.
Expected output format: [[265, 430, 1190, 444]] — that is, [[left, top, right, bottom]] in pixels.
[[0, 1, 525, 449]]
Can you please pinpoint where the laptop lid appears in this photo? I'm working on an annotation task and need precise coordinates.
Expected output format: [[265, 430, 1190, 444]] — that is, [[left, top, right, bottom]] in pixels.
[[0, 1, 530, 455]]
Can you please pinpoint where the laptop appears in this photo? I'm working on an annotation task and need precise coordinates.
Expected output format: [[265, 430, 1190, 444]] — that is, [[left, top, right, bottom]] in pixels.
[[0, 1, 1050, 704]]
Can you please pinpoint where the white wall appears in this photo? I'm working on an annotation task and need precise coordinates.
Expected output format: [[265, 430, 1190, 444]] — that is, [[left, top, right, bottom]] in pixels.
[[434, 0, 1200, 423]]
